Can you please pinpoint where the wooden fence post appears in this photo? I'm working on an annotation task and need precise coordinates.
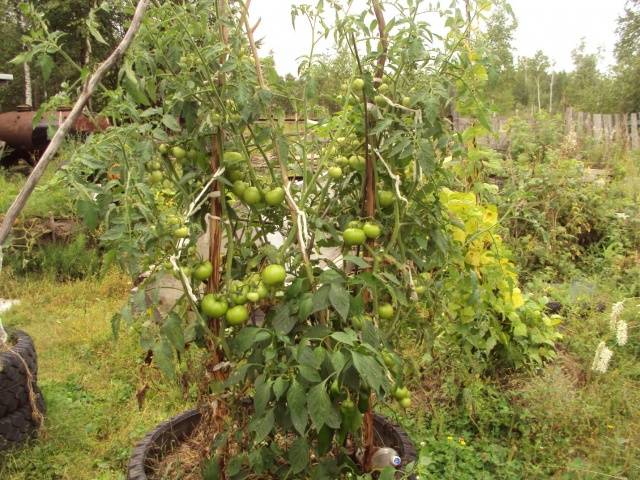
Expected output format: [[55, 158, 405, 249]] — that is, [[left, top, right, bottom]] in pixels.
[[630, 113, 639, 150], [593, 114, 603, 141], [565, 107, 574, 134]]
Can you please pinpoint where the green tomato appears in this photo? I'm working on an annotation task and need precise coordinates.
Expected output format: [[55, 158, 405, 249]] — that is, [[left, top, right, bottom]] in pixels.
[[261, 264, 286, 286], [348, 155, 365, 171], [401, 96, 412, 108], [226, 305, 249, 326], [173, 226, 189, 239], [378, 303, 394, 319], [264, 187, 285, 206], [343, 228, 366, 246], [149, 170, 163, 184], [415, 285, 426, 294], [193, 261, 213, 281], [351, 315, 364, 330], [171, 146, 186, 160], [232, 180, 248, 197], [228, 170, 243, 182], [382, 352, 395, 369], [201, 294, 228, 318], [352, 78, 365, 92], [399, 397, 412, 409], [336, 155, 349, 166], [246, 291, 260, 303], [374, 94, 387, 108], [340, 398, 356, 415], [363, 222, 381, 239], [158, 143, 169, 155], [148, 160, 162, 171], [223, 151, 244, 163], [187, 149, 197, 160], [328, 166, 343, 179], [166, 215, 181, 226], [378, 83, 390, 93], [243, 186, 262, 205], [378, 190, 395, 208], [256, 282, 269, 300], [394, 386, 410, 401]]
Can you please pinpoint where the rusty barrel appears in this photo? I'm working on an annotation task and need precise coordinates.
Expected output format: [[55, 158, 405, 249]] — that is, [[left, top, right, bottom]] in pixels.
[[0, 105, 109, 165]]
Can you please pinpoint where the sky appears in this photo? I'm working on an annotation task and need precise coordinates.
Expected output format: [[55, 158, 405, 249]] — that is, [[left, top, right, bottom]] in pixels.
[[249, 0, 627, 76]]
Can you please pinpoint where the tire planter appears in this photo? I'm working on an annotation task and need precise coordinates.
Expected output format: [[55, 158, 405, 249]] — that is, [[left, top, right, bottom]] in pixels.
[[128, 409, 417, 480], [0, 330, 45, 452]]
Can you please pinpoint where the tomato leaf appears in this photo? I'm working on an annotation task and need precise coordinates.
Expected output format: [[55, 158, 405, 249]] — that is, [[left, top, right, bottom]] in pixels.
[[272, 304, 296, 334], [250, 408, 275, 444], [308, 382, 341, 430], [152, 338, 175, 380], [329, 283, 350, 320], [253, 376, 271, 416], [351, 351, 386, 393], [288, 437, 309, 474], [161, 313, 184, 353], [287, 380, 308, 435]]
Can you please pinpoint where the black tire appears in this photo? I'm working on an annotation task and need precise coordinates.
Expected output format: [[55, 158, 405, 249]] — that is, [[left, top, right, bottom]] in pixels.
[[0, 388, 45, 452], [0, 330, 38, 392], [127, 409, 417, 480]]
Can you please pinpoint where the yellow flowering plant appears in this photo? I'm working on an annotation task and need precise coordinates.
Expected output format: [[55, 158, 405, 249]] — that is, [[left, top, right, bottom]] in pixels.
[[435, 188, 562, 368]]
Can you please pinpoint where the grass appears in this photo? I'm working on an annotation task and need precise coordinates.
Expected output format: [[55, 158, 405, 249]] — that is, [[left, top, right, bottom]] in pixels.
[[0, 270, 186, 480], [0, 157, 74, 219]]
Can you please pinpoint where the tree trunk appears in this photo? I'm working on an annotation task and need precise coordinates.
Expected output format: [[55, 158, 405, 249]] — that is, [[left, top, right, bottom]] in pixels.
[[549, 71, 554, 113], [536, 77, 541, 113], [23, 62, 32, 107]]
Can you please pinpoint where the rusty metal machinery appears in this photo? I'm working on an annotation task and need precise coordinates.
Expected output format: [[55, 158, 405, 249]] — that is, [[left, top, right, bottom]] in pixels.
[[0, 105, 109, 166]]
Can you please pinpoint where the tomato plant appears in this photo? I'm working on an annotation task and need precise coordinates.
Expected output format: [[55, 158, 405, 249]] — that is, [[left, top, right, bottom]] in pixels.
[[22, 0, 560, 477]]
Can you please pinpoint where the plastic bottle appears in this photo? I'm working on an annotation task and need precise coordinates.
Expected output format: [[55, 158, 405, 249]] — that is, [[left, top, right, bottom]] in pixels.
[[370, 447, 402, 469]]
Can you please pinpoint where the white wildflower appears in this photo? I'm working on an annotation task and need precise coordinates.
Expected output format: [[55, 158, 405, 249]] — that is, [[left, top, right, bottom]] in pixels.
[[591, 341, 613, 373], [610, 301, 625, 331], [616, 320, 628, 346]]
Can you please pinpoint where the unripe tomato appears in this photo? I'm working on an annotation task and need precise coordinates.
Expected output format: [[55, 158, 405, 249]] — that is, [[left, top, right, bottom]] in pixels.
[[148, 160, 162, 171], [340, 398, 356, 415], [246, 291, 260, 303], [226, 305, 249, 326], [149, 170, 163, 184], [378, 303, 394, 319], [264, 187, 285, 206], [261, 264, 286, 286], [336, 155, 349, 166], [243, 186, 262, 205], [193, 261, 213, 281], [158, 143, 169, 155], [228, 170, 243, 182], [378, 83, 390, 94], [394, 386, 410, 400], [187, 149, 197, 160], [348, 155, 365, 171], [351, 315, 364, 330], [399, 397, 412, 409], [378, 190, 395, 208], [401, 96, 412, 107], [374, 95, 386, 108], [232, 180, 248, 197], [256, 282, 269, 299], [363, 222, 381, 239], [382, 352, 395, 368], [166, 215, 181, 226], [171, 146, 186, 160], [223, 151, 244, 163], [415, 285, 426, 294], [173, 226, 189, 238], [328, 166, 343, 179], [352, 78, 365, 92], [201, 294, 228, 318], [343, 228, 366, 246]]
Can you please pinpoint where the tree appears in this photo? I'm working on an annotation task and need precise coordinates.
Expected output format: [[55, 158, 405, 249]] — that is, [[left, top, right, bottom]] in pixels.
[[615, 0, 640, 111]]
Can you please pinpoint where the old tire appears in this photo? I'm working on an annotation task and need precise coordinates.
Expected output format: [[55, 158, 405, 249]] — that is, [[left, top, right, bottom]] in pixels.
[[0, 388, 45, 452], [0, 330, 39, 416], [127, 409, 417, 480]]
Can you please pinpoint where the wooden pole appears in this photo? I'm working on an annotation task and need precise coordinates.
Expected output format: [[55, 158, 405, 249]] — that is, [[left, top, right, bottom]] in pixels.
[[630, 113, 639, 150], [0, 0, 150, 248]]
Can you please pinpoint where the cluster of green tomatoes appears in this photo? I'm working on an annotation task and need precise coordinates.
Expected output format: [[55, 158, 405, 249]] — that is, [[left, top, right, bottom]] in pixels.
[[223, 151, 287, 209], [198, 263, 286, 326]]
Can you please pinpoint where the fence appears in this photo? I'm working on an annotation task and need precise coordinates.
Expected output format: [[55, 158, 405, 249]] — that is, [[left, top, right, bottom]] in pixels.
[[565, 108, 639, 150]]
